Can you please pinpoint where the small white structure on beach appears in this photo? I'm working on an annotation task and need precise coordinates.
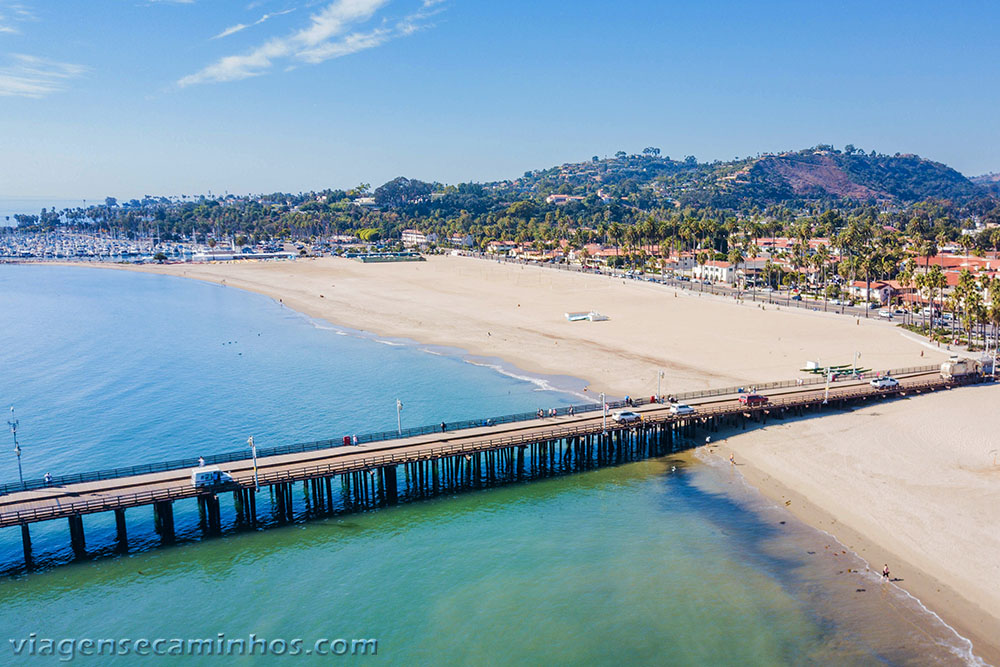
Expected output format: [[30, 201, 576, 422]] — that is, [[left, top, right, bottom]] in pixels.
[[565, 311, 610, 322]]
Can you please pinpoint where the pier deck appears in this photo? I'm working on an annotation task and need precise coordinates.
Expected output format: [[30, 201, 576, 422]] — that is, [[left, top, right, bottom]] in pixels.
[[0, 369, 951, 531]]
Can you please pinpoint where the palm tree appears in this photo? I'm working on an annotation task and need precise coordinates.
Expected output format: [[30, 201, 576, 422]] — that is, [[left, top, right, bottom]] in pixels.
[[696, 252, 708, 291], [914, 272, 928, 330], [728, 244, 745, 297], [812, 245, 831, 311], [898, 260, 914, 326]]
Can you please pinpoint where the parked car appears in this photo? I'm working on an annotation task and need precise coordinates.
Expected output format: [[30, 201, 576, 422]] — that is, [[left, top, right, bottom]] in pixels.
[[878, 309, 892, 319], [738, 394, 769, 407], [790, 294, 802, 301], [870, 376, 899, 390], [611, 410, 641, 424], [670, 403, 696, 416], [191, 466, 235, 489]]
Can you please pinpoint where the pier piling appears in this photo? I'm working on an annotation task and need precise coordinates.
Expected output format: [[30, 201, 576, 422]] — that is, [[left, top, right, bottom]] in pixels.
[[68, 515, 86, 558], [114, 508, 127, 550]]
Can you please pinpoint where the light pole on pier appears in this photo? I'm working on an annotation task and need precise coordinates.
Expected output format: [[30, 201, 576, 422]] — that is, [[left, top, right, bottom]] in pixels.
[[600, 393, 607, 433], [396, 399, 403, 435], [657, 370, 665, 400], [8, 406, 22, 488], [247, 436, 259, 492]]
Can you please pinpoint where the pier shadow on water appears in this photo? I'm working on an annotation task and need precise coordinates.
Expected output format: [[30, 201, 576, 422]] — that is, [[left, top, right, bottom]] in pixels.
[[0, 456, 982, 666]]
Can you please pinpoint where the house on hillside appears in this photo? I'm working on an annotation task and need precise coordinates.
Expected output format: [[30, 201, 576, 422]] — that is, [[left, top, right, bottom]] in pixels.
[[545, 194, 586, 205]]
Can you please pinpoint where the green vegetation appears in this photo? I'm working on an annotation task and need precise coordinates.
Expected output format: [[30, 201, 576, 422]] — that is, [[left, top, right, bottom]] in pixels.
[[5, 145, 998, 260]]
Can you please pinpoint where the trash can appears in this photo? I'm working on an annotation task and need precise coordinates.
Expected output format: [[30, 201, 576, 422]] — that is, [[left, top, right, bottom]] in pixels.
[[343, 436, 351, 446]]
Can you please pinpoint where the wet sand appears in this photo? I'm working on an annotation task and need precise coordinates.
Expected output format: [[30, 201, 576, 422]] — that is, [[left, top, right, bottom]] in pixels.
[[708, 384, 1000, 664]]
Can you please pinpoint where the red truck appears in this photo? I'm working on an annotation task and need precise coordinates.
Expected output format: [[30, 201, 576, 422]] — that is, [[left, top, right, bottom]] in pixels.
[[738, 394, 769, 407]]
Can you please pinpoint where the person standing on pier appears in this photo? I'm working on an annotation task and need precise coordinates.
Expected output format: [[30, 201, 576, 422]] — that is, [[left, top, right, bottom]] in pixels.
[[440, 421, 447, 432]]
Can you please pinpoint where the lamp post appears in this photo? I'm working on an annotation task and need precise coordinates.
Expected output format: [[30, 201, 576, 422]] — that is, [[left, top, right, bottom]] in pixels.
[[396, 399, 403, 435], [247, 436, 259, 492], [657, 370, 665, 400], [600, 392, 607, 432], [8, 407, 22, 488]]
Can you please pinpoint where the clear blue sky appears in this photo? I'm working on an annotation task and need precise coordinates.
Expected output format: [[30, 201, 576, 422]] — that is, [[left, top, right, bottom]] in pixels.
[[1, 0, 998, 199]]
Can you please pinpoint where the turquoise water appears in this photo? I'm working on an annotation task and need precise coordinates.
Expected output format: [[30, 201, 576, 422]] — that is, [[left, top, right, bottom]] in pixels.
[[0, 265, 980, 664]]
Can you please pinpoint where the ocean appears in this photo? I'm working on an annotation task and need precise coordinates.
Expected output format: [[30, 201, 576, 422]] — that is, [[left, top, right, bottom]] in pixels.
[[0, 199, 95, 226], [0, 265, 981, 664]]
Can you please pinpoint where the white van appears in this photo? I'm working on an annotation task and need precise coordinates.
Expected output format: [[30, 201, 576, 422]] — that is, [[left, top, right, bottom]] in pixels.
[[191, 466, 235, 488]]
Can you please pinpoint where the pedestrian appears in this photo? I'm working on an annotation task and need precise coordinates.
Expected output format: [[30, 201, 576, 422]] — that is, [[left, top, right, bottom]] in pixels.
[[568, 405, 575, 416], [729, 453, 735, 465], [352, 434, 358, 446], [43, 472, 52, 486], [882, 564, 890, 579], [198, 456, 205, 467]]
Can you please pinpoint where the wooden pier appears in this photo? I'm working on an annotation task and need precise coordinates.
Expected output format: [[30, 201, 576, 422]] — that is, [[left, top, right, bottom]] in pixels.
[[0, 370, 973, 568]]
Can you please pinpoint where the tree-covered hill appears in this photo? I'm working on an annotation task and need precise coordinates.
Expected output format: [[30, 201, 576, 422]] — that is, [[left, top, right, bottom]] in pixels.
[[512, 146, 989, 209]]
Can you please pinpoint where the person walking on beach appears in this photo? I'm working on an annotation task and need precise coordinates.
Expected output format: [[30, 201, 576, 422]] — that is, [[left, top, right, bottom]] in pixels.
[[882, 564, 890, 579]]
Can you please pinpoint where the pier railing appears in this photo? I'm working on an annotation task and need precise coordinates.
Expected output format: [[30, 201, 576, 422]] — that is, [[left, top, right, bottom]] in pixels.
[[0, 363, 940, 496], [0, 375, 956, 527]]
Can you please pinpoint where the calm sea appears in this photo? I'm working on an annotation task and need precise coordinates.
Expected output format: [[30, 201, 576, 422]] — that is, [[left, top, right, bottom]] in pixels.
[[0, 199, 95, 226], [0, 265, 981, 665]]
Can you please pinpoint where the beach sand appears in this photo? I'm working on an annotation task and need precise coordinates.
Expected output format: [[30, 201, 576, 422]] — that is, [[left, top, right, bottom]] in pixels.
[[117, 254, 943, 397], [92, 254, 996, 660], [710, 385, 1000, 663]]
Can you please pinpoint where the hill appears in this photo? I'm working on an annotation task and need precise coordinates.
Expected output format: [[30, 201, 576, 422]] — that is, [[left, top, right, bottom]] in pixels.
[[511, 146, 989, 209], [972, 172, 1000, 196]]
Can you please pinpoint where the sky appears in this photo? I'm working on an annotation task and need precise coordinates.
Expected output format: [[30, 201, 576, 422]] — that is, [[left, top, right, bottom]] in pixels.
[[0, 0, 998, 199]]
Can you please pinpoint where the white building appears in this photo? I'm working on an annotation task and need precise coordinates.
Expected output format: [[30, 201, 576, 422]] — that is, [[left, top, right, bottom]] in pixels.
[[545, 194, 586, 205], [401, 229, 438, 247], [692, 260, 735, 284]]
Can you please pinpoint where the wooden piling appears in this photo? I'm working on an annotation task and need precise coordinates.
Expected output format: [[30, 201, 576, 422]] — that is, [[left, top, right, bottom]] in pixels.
[[68, 514, 86, 557], [114, 508, 127, 549], [21, 524, 31, 567]]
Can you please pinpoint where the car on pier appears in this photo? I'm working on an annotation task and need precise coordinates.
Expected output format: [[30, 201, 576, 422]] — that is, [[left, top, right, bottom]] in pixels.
[[870, 376, 899, 390], [670, 403, 696, 416], [738, 394, 768, 407], [191, 466, 235, 489], [611, 410, 641, 424]]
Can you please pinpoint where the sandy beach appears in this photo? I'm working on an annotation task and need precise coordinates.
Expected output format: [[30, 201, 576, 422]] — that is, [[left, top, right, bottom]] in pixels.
[[710, 385, 1000, 663], [115, 254, 942, 397], [90, 254, 997, 660]]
